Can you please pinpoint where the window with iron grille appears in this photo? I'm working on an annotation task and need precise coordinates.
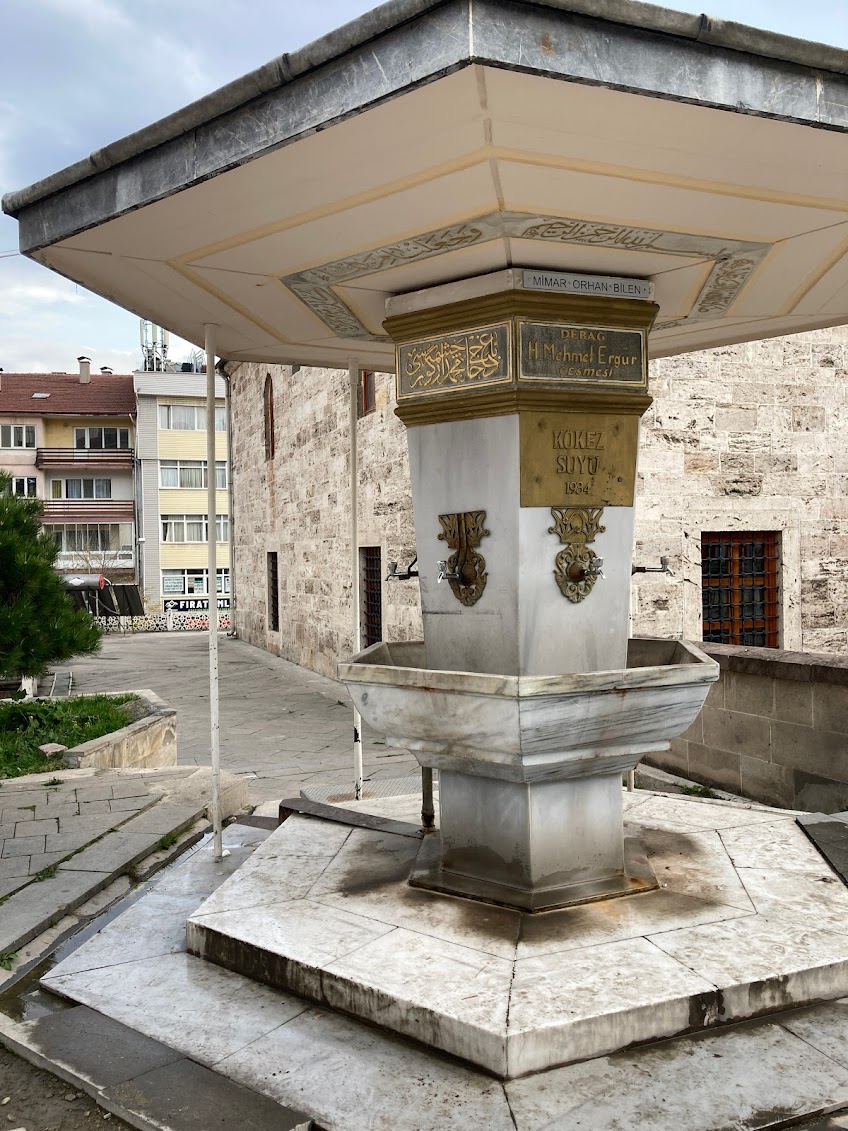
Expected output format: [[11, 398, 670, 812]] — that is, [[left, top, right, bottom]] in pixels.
[[267, 552, 279, 632], [360, 546, 382, 648], [701, 531, 780, 648]]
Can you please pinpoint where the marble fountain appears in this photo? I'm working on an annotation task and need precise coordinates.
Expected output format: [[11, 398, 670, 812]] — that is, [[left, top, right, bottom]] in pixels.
[[183, 276, 848, 1080]]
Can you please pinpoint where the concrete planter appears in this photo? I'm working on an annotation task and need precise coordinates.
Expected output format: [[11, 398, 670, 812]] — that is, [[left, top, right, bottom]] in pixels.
[[62, 689, 177, 770]]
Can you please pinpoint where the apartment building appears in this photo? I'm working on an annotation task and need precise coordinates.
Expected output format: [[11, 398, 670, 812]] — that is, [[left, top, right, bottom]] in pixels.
[[0, 361, 136, 580], [133, 372, 230, 614]]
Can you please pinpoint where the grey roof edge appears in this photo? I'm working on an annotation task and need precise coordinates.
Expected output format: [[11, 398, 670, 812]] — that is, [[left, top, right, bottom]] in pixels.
[[3, 0, 847, 219]]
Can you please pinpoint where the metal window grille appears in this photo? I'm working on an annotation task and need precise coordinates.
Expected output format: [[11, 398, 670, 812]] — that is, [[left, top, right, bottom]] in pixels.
[[267, 551, 280, 631], [701, 531, 780, 648], [264, 375, 275, 460], [360, 546, 382, 648]]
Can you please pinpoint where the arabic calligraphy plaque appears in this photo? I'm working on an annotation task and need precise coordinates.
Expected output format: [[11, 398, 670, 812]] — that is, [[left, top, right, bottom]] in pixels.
[[397, 323, 510, 400], [519, 322, 645, 388]]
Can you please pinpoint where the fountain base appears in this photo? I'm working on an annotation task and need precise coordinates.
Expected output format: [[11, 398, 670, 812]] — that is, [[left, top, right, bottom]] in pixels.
[[186, 792, 848, 1079], [409, 767, 659, 909], [411, 829, 657, 911]]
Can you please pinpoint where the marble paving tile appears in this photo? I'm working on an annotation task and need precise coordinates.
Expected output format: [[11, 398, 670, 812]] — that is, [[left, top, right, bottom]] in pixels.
[[304, 826, 422, 897], [42, 952, 308, 1068], [781, 999, 848, 1071], [632, 793, 790, 832], [507, 936, 718, 1077], [188, 898, 396, 968], [47, 892, 204, 977], [505, 1019, 848, 1131], [734, 866, 848, 924], [650, 913, 848, 1020], [250, 814, 352, 859], [636, 824, 756, 911], [152, 847, 259, 896], [515, 887, 750, 960], [720, 819, 835, 876], [192, 853, 337, 917], [217, 1006, 516, 1131], [322, 926, 514, 1073], [313, 876, 521, 960]]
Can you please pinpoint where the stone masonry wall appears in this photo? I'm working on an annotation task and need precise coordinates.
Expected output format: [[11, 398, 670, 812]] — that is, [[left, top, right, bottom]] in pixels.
[[646, 643, 848, 813], [229, 363, 419, 680], [633, 325, 848, 653], [229, 325, 848, 679]]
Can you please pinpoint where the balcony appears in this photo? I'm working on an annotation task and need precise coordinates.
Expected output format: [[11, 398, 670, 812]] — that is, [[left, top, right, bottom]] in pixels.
[[42, 500, 135, 523], [35, 447, 134, 471]]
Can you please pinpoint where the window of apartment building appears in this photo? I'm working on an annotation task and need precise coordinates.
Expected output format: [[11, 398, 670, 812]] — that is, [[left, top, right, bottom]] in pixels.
[[1, 424, 36, 448], [160, 513, 229, 542], [267, 552, 280, 632], [5, 477, 37, 497], [161, 567, 230, 596], [46, 523, 130, 553], [357, 370, 376, 418], [158, 404, 226, 432], [701, 531, 780, 648], [159, 460, 227, 489], [74, 427, 130, 449], [263, 375, 275, 460], [51, 478, 111, 499], [359, 546, 383, 647], [160, 517, 229, 542]]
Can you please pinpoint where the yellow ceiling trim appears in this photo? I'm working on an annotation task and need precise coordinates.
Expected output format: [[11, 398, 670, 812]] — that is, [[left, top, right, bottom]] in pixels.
[[779, 228, 848, 317], [169, 261, 292, 346], [489, 146, 848, 215]]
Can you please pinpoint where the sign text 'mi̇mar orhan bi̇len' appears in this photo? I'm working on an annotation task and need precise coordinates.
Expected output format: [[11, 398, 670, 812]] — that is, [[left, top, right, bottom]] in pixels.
[[519, 322, 645, 386]]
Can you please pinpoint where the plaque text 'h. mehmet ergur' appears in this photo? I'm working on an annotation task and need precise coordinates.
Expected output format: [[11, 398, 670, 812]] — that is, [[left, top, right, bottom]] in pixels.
[[520, 323, 644, 386]]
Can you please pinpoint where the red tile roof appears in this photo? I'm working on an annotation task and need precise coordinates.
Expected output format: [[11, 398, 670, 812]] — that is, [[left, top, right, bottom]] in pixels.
[[0, 373, 136, 416]]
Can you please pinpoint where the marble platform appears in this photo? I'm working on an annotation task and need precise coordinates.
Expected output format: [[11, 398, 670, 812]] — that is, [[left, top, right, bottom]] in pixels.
[[28, 813, 848, 1131], [184, 791, 848, 1079]]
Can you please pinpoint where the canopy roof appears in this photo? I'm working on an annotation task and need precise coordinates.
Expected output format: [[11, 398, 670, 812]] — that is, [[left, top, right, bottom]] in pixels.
[[5, 0, 848, 370]]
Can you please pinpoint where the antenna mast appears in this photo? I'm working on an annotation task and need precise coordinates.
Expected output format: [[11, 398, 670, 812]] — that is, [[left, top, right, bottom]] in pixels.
[[140, 321, 169, 371]]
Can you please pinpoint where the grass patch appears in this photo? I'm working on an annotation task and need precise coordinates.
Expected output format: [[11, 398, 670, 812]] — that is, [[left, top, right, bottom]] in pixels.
[[681, 783, 718, 799], [32, 863, 59, 881], [0, 695, 137, 780], [0, 952, 18, 971], [158, 830, 181, 851]]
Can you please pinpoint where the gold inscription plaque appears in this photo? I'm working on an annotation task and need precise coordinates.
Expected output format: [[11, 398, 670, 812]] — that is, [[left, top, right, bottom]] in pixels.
[[519, 322, 645, 387], [397, 323, 511, 399], [519, 411, 639, 508]]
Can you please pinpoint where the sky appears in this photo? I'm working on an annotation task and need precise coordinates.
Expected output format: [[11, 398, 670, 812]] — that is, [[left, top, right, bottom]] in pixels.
[[1, 0, 846, 374]]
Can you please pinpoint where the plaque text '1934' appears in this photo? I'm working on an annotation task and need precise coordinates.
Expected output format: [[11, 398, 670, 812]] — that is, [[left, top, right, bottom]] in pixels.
[[520, 322, 644, 387]]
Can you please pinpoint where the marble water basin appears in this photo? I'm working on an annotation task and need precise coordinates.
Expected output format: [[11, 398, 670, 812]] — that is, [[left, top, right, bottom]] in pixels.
[[338, 637, 719, 782]]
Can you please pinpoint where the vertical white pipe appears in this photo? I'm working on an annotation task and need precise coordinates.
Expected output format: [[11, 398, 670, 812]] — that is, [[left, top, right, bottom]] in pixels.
[[349, 361, 363, 801], [205, 324, 223, 860]]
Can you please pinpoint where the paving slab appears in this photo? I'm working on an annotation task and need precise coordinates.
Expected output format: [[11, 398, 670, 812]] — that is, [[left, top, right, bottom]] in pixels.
[[103, 1057, 311, 1131], [20, 1005, 182, 1088], [58, 830, 165, 877], [0, 867, 112, 952]]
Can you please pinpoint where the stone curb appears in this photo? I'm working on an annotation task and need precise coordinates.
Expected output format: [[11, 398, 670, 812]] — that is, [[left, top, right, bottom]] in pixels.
[[0, 1006, 318, 1131]]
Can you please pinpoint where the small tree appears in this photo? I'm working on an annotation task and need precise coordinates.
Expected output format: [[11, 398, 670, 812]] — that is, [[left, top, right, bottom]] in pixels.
[[0, 472, 101, 679]]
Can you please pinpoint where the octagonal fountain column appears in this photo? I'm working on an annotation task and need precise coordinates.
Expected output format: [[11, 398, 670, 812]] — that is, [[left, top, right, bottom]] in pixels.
[[340, 270, 717, 911]]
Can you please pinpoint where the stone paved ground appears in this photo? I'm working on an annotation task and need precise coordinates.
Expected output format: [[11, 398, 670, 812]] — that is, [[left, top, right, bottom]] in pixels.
[[70, 633, 417, 804], [0, 765, 246, 959]]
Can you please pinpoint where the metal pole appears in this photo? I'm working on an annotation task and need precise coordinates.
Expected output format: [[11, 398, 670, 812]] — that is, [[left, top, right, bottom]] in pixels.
[[205, 324, 223, 860], [349, 361, 363, 801]]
